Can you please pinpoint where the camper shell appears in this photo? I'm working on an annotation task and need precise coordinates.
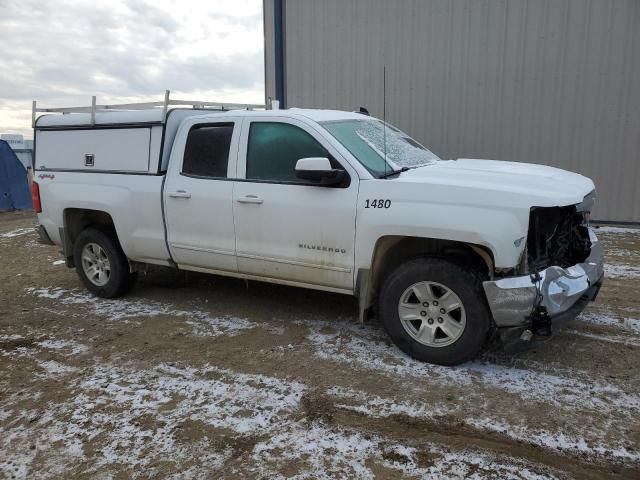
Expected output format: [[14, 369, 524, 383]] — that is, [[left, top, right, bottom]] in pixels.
[[34, 93, 268, 174]]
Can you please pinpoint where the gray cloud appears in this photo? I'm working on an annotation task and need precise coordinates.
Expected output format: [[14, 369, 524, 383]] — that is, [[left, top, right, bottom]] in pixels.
[[0, 0, 264, 115]]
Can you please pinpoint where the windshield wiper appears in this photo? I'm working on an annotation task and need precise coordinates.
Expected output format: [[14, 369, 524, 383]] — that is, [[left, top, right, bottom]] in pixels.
[[378, 166, 409, 179]]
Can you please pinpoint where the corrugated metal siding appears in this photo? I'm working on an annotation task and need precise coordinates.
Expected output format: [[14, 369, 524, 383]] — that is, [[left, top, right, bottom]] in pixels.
[[268, 0, 640, 222], [263, 0, 277, 102]]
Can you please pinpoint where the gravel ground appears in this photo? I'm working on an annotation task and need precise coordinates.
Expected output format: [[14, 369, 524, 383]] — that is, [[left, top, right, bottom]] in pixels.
[[1, 211, 639, 479]]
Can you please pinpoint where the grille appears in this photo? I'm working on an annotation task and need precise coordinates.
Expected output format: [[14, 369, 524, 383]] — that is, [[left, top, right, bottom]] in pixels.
[[526, 205, 591, 271]]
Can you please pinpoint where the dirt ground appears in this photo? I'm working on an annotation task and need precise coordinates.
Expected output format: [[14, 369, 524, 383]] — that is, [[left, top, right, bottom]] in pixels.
[[1, 210, 639, 479]]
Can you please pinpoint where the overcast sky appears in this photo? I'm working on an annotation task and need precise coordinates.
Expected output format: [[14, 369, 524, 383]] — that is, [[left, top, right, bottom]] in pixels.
[[0, 0, 264, 138]]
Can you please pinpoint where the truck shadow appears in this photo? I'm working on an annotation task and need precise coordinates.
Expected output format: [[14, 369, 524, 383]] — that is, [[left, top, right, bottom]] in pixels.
[[130, 264, 360, 326]]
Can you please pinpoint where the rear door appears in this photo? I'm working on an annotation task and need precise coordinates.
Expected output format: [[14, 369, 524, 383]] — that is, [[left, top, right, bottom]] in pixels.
[[164, 118, 241, 272], [233, 117, 359, 291]]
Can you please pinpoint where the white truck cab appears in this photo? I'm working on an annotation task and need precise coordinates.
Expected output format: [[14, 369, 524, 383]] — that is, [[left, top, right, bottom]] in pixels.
[[32, 94, 604, 365]]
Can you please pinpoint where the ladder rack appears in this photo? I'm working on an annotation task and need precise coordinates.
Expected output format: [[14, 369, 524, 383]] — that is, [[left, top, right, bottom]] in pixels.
[[32, 90, 276, 127]]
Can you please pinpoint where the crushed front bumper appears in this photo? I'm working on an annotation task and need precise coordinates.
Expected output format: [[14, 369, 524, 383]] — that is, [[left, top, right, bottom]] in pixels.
[[482, 228, 604, 329]]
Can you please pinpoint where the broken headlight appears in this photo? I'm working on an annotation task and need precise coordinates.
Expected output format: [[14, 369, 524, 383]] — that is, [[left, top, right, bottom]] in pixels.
[[526, 205, 591, 271]]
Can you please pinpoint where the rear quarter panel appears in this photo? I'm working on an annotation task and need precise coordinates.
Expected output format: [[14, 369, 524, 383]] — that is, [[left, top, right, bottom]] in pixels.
[[36, 172, 170, 265]]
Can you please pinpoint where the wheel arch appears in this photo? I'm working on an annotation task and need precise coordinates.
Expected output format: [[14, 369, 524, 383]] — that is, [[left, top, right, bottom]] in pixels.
[[357, 235, 495, 321], [62, 208, 118, 267]]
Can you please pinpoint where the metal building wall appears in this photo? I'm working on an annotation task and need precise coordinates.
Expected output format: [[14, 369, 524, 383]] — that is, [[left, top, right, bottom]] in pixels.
[[264, 0, 640, 222], [263, 0, 277, 104]]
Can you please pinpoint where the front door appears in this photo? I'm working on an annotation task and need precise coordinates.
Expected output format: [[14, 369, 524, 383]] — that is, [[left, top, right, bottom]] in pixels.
[[164, 118, 240, 272], [233, 118, 358, 291]]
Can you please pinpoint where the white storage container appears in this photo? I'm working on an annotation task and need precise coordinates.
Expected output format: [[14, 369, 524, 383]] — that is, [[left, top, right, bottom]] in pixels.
[[34, 109, 216, 174], [36, 127, 156, 173]]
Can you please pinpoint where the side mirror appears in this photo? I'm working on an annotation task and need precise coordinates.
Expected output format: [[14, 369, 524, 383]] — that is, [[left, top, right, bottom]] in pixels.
[[295, 157, 345, 186]]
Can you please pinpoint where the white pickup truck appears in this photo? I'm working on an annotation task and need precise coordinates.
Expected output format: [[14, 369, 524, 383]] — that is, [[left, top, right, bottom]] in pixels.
[[32, 96, 604, 365]]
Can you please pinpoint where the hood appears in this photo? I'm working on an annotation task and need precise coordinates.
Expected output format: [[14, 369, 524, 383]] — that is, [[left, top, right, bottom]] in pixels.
[[395, 158, 595, 208]]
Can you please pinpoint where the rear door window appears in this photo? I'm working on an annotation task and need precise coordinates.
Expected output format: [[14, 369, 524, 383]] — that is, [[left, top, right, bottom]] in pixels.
[[182, 124, 234, 178]]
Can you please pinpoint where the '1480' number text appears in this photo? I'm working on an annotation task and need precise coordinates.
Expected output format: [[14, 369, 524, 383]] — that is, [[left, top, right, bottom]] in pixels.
[[365, 199, 391, 209]]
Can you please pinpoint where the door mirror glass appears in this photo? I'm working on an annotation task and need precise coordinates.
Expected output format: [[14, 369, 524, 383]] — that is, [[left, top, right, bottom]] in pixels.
[[295, 157, 345, 186]]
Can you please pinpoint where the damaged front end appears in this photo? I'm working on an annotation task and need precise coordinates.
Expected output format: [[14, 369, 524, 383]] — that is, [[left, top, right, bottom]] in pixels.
[[483, 191, 604, 345]]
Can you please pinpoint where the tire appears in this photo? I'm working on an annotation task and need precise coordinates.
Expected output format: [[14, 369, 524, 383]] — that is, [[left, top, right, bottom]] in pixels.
[[378, 257, 491, 366], [73, 227, 136, 298]]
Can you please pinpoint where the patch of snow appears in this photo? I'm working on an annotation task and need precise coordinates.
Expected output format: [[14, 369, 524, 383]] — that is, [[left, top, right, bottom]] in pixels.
[[305, 320, 473, 385], [328, 385, 446, 419], [327, 385, 638, 464], [0, 357, 593, 479], [0, 227, 34, 238], [251, 420, 559, 479], [465, 362, 640, 412], [604, 263, 640, 279], [26, 287, 256, 337], [0, 336, 88, 363], [305, 320, 640, 415], [0, 347, 30, 359], [251, 421, 378, 478], [0, 409, 99, 478], [185, 316, 255, 337], [37, 360, 78, 376], [26, 287, 65, 299], [577, 310, 640, 333], [24, 238, 47, 249], [52, 260, 65, 265], [468, 418, 640, 463], [0, 434, 34, 478], [603, 247, 639, 258], [567, 330, 640, 347], [0, 334, 25, 341], [78, 363, 305, 435], [262, 324, 286, 336], [0, 362, 304, 478], [595, 226, 640, 234], [35, 339, 88, 356], [417, 450, 558, 480]]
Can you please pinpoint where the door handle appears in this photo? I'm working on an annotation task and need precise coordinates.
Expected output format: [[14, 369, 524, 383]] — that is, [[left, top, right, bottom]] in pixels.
[[168, 190, 191, 199], [237, 195, 264, 204]]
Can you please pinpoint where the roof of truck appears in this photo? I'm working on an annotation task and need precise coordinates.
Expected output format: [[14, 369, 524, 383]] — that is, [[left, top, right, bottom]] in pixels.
[[34, 107, 369, 128]]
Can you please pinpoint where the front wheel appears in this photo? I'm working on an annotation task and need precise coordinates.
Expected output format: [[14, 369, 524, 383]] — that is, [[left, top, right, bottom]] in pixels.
[[73, 227, 136, 298], [379, 257, 491, 366]]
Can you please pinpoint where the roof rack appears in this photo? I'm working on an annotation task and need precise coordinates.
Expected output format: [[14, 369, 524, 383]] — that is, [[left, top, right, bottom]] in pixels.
[[32, 90, 277, 127]]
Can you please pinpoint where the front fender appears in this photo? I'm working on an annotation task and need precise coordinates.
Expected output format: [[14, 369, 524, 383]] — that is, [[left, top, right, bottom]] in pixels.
[[354, 197, 529, 273]]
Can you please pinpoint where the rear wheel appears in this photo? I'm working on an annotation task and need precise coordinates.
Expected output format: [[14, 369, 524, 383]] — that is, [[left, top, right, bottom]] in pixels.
[[73, 227, 136, 297], [379, 257, 491, 366]]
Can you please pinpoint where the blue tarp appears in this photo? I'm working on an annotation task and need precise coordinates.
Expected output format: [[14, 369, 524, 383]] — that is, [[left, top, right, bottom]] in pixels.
[[0, 140, 32, 210]]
